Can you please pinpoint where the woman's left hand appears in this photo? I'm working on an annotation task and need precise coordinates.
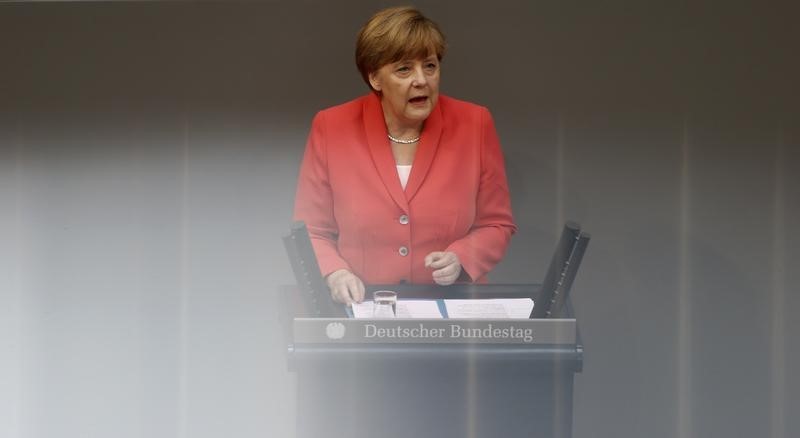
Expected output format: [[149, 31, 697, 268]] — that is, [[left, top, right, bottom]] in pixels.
[[424, 251, 462, 285]]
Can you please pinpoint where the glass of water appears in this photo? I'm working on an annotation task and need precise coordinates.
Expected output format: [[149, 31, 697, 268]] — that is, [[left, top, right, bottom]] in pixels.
[[372, 290, 397, 318]]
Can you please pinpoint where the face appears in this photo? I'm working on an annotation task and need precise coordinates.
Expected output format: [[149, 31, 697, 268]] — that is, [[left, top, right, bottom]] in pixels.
[[368, 54, 440, 129]]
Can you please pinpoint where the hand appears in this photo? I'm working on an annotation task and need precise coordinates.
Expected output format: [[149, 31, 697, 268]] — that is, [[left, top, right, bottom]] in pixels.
[[325, 269, 365, 305], [424, 251, 462, 286]]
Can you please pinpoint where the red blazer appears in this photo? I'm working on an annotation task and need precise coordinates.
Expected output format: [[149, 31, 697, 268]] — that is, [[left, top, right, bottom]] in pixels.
[[293, 92, 516, 285]]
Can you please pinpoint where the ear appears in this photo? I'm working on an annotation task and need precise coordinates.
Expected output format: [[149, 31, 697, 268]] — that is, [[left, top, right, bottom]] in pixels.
[[368, 72, 382, 92]]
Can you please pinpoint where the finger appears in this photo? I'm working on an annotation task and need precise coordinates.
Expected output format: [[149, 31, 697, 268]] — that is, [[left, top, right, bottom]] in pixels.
[[431, 255, 456, 269], [424, 251, 444, 267], [329, 281, 341, 303], [432, 264, 457, 280], [336, 283, 354, 305], [433, 272, 457, 285], [343, 279, 358, 305], [426, 252, 452, 269], [343, 289, 355, 305], [331, 286, 346, 304], [346, 276, 363, 303], [354, 278, 365, 303], [433, 260, 461, 285]]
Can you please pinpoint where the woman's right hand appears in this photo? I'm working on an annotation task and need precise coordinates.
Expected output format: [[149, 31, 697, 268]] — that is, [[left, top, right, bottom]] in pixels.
[[325, 269, 365, 305]]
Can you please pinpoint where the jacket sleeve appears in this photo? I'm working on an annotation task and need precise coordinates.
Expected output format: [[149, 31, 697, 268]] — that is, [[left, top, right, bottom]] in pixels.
[[292, 112, 352, 277], [446, 108, 517, 281]]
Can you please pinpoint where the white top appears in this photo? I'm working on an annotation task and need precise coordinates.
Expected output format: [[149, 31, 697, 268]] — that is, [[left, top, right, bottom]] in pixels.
[[396, 165, 412, 190]]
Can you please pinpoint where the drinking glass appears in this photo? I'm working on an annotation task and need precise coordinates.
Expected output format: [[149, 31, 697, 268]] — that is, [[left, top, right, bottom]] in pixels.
[[372, 290, 397, 318]]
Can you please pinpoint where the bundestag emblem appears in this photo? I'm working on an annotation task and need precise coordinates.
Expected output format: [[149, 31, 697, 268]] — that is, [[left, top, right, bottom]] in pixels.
[[326, 322, 346, 340]]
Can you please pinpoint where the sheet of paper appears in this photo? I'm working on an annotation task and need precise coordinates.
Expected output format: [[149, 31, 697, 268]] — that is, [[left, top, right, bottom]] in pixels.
[[397, 300, 443, 318], [444, 298, 534, 319], [350, 301, 374, 318], [351, 300, 443, 319]]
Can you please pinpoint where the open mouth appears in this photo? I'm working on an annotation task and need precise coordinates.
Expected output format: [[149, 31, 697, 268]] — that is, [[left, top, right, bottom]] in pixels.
[[408, 96, 428, 104]]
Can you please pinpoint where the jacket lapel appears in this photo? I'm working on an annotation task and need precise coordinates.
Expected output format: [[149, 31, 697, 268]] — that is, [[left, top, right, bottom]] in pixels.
[[363, 93, 409, 212], [404, 99, 442, 202]]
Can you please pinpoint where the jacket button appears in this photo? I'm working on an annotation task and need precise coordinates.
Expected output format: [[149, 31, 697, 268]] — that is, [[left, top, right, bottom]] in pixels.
[[399, 214, 409, 225], [398, 246, 409, 256]]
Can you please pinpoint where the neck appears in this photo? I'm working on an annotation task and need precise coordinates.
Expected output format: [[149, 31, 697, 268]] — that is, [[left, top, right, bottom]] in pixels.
[[380, 103, 423, 140]]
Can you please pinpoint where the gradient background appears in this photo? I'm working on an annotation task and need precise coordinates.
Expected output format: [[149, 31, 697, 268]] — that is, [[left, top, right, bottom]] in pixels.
[[1, 1, 798, 437]]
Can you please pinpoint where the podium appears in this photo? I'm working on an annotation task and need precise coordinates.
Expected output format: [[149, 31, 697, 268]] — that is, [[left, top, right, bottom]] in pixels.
[[281, 283, 583, 438]]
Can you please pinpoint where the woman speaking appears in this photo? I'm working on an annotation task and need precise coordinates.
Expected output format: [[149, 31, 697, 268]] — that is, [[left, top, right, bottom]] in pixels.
[[293, 6, 516, 304]]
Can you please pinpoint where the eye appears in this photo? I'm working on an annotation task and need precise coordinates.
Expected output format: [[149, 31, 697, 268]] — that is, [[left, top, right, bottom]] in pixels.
[[396, 65, 410, 73]]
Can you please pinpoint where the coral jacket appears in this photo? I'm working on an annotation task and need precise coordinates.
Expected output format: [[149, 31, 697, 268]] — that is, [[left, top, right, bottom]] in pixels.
[[293, 92, 516, 285]]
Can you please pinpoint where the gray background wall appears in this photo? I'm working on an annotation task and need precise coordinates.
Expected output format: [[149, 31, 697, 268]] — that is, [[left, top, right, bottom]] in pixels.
[[1, 1, 798, 437]]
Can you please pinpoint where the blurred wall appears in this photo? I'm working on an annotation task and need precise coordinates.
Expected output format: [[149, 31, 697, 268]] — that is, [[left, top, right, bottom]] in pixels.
[[1, 1, 798, 437]]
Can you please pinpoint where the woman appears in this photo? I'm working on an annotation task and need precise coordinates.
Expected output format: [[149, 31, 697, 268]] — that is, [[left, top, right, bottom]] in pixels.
[[293, 6, 516, 304]]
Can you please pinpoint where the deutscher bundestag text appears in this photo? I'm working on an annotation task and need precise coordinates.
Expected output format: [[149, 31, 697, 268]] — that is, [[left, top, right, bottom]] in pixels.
[[364, 323, 534, 343]]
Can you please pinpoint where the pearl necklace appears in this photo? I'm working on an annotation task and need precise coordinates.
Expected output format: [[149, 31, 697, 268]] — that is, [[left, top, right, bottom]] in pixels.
[[387, 133, 420, 144]]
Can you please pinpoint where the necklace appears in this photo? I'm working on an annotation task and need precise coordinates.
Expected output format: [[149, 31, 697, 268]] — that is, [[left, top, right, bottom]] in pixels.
[[387, 133, 420, 144]]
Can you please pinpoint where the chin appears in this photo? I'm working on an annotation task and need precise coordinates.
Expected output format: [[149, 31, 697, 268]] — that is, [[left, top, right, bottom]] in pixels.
[[406, 107, 432, 121]]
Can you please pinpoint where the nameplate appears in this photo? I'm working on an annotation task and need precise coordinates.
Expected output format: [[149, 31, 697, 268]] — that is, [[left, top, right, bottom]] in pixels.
[[293, 318, 576, 345]]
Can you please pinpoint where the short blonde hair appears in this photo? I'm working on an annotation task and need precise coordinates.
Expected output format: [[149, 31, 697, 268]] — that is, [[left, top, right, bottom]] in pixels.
[[355, 6, 447, 90]]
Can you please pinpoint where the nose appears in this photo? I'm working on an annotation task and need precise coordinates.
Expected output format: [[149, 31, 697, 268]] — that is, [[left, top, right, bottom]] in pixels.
[[411, 65, 428, 87]]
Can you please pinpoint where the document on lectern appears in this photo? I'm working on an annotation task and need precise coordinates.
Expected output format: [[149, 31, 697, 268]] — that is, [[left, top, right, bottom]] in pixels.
[[350, 298, 533, 319], [444, 298, 534, 319], [351, 300, 444, 319]]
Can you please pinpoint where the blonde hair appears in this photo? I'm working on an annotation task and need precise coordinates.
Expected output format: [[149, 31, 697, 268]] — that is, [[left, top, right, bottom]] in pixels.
[[355, 6, 447, 90]]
